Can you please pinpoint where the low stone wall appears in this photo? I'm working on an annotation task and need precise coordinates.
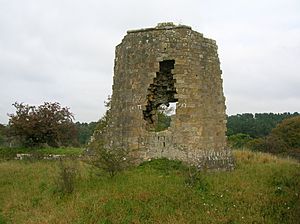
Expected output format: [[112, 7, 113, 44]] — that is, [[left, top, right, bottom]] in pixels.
[[15, 153, 66, 160]]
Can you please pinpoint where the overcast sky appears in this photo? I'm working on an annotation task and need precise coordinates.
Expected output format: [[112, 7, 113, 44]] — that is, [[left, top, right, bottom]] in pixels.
[[0, 0, 299, 124]]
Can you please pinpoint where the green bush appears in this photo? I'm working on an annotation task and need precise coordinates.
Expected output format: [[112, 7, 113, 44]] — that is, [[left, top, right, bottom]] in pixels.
[[270, 116, 300, 149], [55, 159, 78, 195], [227, 133, 253, 149], [184, 166, 209, 192], [247, 137, 288, 154], [247, 116, 300, 157], [88, 140, 130, 178]]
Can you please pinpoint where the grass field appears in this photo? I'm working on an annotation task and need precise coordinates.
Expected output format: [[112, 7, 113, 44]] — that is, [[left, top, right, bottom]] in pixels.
[[0, 150, 299, 224]]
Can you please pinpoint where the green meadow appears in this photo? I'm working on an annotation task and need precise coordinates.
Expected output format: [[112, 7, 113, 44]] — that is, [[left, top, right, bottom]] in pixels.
[[0, 150, 299, 224]]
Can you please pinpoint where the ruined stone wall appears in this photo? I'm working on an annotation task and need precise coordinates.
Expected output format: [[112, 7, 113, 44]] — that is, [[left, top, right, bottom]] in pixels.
[[108, 23, 234, 169]]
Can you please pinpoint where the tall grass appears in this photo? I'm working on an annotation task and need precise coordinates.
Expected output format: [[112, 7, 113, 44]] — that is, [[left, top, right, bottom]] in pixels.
[[0, 150, 299, 223]]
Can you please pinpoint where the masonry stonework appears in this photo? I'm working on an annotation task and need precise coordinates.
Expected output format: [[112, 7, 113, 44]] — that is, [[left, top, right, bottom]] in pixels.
[[107, 23, 234, 169]]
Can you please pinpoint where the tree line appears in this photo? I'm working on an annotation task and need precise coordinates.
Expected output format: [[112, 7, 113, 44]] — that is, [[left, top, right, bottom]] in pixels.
[[227, 112, 300, 159], [227, 112, 299, 137], [1, 102, 299, 159]]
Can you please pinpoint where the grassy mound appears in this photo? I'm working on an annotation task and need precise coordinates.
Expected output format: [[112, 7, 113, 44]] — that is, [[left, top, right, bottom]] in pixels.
[[0, 150, 299, 223]]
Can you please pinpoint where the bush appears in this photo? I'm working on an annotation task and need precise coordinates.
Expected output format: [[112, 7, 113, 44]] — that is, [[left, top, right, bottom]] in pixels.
[[228, 133, 253, 149], [184, 166, 209, 192], [94, 148, 129, 177], [247, 116, 300, 157], [0, 124, 9, 147], [247, 137, 288, 154], [270, 116, 300, 149], [55, 159, 78, 195], [87, 140, 130, 178], [8, 102, 78, 148]]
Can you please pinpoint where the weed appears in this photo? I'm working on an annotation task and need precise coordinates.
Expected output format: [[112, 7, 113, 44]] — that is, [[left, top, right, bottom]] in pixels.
[[184, 166, 209, 192], [55, 158, 78, 195], [88, 147, 130, 178]]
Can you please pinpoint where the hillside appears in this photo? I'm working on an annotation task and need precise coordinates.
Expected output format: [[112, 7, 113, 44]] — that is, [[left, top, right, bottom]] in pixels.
[[0, 150, 299, 224]]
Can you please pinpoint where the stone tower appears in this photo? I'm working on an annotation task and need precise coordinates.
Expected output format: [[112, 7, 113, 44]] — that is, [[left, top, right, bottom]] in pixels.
[[107, 23, 233, 169]]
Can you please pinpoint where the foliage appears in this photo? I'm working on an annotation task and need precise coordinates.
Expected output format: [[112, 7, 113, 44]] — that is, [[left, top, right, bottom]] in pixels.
[[82, 95, 129, 177], [270, 115, 300, 149], [155, 111, 171, 132], [75, 121, 98, 146], [247, 137, 288, 154], [184, 166, 209, 192], [88, 140, 130, 178], [227, 133, 253, 149], [90, 96, 111, 143], [86, 95, 131, 177], [55, 159, 78, 195], [247, 116, 300, 158], [90, 148, 130, 177], [8, 102, 78, 148], [0, 150, 299, 223], [0, 124, 9, 147], [227, 112, 299, 138]]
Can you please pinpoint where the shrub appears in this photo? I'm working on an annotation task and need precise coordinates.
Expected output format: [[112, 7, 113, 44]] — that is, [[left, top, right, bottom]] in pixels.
[[87, 140, 130, 178], [55, 159, 78, 195], [94, 148, 129, 177], [227, 133, 253, 149], [184, 166, 209, 192], [247, 137, 288, 154], [8, 102, 77, 148], [270, 116, 300, 149], [247, 116, 300, 156]]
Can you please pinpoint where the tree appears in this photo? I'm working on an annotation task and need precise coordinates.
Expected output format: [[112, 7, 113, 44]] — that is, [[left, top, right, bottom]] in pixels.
[[227, 133, 253, 149], [247, 116, 300, 158], [227, 112, 299, 138], [270, 115, 300, 150], [75, 121, 98, 146], [0, 124, 7, 146], [8, 102, 77, 147]]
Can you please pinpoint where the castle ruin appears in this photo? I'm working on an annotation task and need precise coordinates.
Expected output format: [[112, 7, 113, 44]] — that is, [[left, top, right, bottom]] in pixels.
[[106, 23, 234, 169]]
